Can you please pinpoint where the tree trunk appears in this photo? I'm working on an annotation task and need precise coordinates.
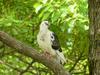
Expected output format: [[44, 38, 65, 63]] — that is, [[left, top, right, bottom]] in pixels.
[[88, 0, 100, 75]]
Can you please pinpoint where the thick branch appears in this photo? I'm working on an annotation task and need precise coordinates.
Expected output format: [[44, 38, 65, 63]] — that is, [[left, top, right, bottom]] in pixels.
[[0, 31, 70, 75]]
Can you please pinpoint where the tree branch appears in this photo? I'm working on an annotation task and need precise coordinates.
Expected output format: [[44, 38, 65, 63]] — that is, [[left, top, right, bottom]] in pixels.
[[0, 31, 70, 75]]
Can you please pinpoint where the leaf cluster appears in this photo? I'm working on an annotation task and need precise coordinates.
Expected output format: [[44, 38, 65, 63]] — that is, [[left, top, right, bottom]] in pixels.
[[0, 0, 88, 75]]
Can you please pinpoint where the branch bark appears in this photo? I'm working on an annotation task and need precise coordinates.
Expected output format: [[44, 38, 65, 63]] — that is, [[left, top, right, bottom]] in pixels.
[[0, 31, 70, 75]]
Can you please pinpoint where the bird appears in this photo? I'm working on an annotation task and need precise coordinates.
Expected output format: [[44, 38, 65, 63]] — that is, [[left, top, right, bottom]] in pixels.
[[37, 21, 66, 65]]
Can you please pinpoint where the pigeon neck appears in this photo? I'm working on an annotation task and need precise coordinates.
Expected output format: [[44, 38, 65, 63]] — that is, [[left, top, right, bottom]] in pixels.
[[40, 28, 48, 34]]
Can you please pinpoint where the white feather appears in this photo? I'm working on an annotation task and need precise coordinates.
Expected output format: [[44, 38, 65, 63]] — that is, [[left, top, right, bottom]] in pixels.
[[37, 21, 66, 64], [56, 51, 66, 64], [37, 24, 56, 56]]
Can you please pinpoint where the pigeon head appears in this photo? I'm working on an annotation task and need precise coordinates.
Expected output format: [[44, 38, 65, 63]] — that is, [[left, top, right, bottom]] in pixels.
[[40, 21, 50, 30]]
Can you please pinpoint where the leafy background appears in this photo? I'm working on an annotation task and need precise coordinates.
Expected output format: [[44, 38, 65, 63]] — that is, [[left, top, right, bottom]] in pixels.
[[0, 0, 89, 75]]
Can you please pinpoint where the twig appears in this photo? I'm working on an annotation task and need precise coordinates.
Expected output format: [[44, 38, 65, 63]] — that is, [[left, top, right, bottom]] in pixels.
[[0, 60, 22, 72], [20, 60, 35, 75], [69, 51, 83, 72]]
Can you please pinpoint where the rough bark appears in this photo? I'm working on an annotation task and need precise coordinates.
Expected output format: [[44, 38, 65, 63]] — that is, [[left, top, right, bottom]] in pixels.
[[88, 0, 100, 75], [0, 31, 70, 75]]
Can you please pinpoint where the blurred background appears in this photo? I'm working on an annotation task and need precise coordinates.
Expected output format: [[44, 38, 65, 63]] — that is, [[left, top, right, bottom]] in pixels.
[[0, 0, 89, 75]]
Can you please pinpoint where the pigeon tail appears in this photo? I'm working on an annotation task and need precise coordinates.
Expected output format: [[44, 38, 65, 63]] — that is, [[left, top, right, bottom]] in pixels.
[[56, 51, 66, 65]]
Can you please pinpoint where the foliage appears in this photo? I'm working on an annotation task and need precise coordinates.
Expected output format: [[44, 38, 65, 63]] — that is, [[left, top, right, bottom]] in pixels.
[[0, 0, 88, 75]]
